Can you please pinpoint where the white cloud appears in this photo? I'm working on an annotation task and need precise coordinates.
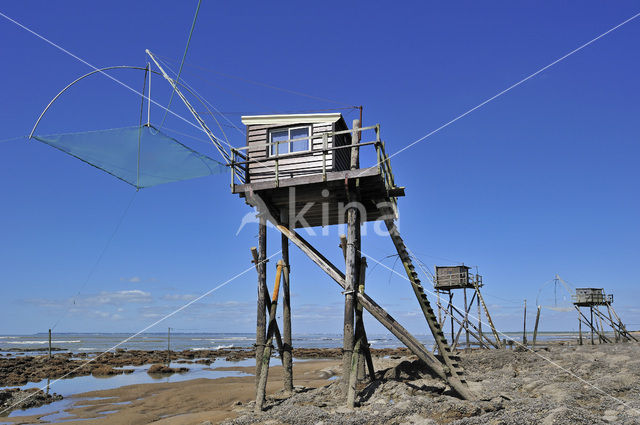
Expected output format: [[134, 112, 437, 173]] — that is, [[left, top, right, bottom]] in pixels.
[[162, 294, 198, 301], [83, 289, 152, 305]]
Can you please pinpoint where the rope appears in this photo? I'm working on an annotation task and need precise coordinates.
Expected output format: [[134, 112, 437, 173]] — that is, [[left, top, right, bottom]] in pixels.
[[137, 65, 149, 190], [51, 191, 138, 330], [160, 0, 202, 127], [155, 54, 355, 107], [0, 136, 26, 144]]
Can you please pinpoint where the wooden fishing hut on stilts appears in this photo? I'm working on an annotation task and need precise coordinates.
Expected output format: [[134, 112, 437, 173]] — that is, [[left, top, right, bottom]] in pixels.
[[229, 113, 474, 410], [434, 266, 502, 350], [572, 288, 636, 345]]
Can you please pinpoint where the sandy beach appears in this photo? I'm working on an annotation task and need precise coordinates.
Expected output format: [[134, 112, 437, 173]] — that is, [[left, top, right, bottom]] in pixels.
[[1, 341, 639, 424]]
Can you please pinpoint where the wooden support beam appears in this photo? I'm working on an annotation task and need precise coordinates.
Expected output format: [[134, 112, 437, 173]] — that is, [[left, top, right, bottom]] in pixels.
[[274, 226, 448, 381], [449, 292, 492, 349], [250, 247, 284, 358], [590, 307, 594, 345], [255, 261, 284, 412], [608, 304, 637, 342], [342, 193, 360, 396], [351, 119, 360, 170], [442, 297, 493, 349], [532, 305, 541, 348], [522, 300, 528, 347], [576, 306, 610, 344], [255, 216, 267, 386], [463, 288, 470, 351], [280, 211, 294, 393], [477, 290, 483, 344], [472, 281, 502, 348], [578, 307, 583, 345], [347, 258, 375, 407]]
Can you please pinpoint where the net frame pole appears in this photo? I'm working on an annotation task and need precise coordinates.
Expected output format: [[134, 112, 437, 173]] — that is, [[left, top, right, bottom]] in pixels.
[[146, 49, 231, 164]]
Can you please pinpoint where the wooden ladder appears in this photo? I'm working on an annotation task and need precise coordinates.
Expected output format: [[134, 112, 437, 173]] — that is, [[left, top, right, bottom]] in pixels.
[[382, 216, 468, 389]]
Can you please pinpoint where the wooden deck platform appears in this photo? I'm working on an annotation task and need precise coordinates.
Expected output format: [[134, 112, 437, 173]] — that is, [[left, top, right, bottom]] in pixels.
[[233, 167, 405, 228]]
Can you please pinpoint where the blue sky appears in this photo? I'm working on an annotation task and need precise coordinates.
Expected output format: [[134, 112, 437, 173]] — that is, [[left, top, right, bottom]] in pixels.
[[0, 1, 639, 338]]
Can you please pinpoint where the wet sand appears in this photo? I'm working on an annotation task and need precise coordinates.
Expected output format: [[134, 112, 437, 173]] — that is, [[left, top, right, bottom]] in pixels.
[[3, 342, 640, 424], [2, 359, 340, 424]]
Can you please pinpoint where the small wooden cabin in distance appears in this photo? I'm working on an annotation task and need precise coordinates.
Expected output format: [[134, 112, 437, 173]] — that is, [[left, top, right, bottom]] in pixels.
[[572, 288, 613, 306], [228, 112, 476, 408]]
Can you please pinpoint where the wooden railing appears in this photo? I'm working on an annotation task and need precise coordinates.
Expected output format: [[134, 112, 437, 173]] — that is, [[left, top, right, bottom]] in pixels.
[[229, 124, 398, 204]]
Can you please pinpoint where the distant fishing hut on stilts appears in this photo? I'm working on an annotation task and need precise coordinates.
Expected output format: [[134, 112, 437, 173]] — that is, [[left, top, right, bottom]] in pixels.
[[434, 266, 502, 350], [229, 113, 475, 410], [572, 288, 636, 345]]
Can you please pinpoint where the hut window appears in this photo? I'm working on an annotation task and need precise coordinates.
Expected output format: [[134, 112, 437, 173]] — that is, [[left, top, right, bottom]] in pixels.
[[269, 126, 311, 156]]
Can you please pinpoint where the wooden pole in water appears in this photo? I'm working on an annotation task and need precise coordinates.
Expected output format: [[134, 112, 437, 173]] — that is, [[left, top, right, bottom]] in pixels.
[[280, 210, 294, 393], [255, 260, 284, 412], [532, 305, 541, 348], [48, 329, 52, 359], [256, 214, 268, 387], [167, 327, 171, 366], [522, 300, 527, 347]]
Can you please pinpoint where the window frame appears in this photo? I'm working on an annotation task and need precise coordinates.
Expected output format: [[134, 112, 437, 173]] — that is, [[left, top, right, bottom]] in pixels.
[[268, 125, 312, 157]]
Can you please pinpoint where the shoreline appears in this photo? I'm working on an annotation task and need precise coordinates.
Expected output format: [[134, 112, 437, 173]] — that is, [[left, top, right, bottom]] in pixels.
[[3, 340, 640, 424]]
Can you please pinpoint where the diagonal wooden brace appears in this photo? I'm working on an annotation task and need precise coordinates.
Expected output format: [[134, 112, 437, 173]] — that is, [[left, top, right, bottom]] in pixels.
[[274, 224, 474, 400]]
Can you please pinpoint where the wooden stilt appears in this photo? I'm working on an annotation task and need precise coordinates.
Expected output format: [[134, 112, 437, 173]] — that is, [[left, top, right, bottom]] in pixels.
[[449, 292, 454, 344], [472, 280, 501, 348], [590, 306, 594, 345], [532, 305, 541, 348], [255, 261, 284, 412], [477, 291, 482, 344], [167, 327, 171, 366], [273, 223, 474, 400], [280, 210, 294, 393], [255, 215, 267, 386], [463, 288, 469, 351], [606, 304, 619, 342], [251, 248, 285, 355], [437, 290, 442, 328], [348, 257, 375, 407], [597, 307, 607, 344], [48, 329, 52, 359], [342, 196, 360, 396], [578, 308, 583, 345], [522, 300, 527, 347]]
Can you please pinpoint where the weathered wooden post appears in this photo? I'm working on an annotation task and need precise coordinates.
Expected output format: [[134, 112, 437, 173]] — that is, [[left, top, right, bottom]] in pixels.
[[532, 305, 541, 348], [347, 257, 375, 407], [342, 120, 361, 396], [281, 210, 294, 393], [522, 300, 527, 347], [255, 260, 284, 412], [463, 287, 470, 351], [449, 292, 454, 343], [477, 293, 482, 343], [48, 329, 52, 359], [167, 327, 171, 366], [342, 204, 359, 395], [590, 306, 594, 345], [606, 304, 620, 342], [351, 119, 360, 170], [256, 214, 268, 386], [578, 308, 583, 345]]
